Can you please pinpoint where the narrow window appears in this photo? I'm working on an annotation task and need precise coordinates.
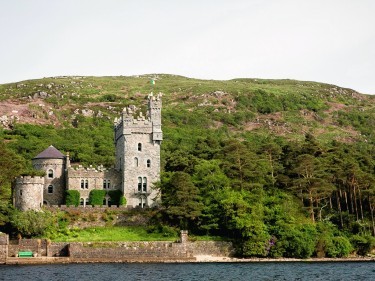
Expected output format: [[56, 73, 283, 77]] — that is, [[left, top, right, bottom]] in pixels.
[[107, 180, 111, 189], [103, 179, 107, 189], [138, 143, 142, 151], [143, 177, 147, 192], [20, 190, 23, 196], [48, 169, 54, 178], [81, 180, 84, 189], [147, 159, 151, 168], [48, 185, 53, 194], [138, 177, 142, 192], [85, 180, 89, 189], [80, 198, 84, 206], [134, 157, 139, 167]]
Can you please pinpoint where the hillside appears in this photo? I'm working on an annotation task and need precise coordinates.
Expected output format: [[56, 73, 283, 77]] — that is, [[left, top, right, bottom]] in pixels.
[[0, 75, 374, 162], [1, 74, 375, 258]]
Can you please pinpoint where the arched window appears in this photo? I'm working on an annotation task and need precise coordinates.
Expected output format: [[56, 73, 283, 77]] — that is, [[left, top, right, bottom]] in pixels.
[[138, 143, 142, 151], [48, 185, 53, 194], [85, 180, 89, 189], [48, 169, 54, 178], [103, 179, 111, 189], [143, 177, 147, 192], [138, 177, 142, 192], [134, 157, 139, 167], [80, 198, 84, 206], [147, 159, 151, 168], [81, 180, 84, 189]]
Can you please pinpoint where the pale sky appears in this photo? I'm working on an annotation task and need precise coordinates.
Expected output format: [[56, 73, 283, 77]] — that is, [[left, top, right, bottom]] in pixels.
[[0, 0, 374, 94]]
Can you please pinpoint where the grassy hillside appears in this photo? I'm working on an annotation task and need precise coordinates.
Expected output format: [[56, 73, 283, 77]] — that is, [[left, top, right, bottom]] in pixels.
[[1, 74, 374, 258], [0, 74, 373, 165]]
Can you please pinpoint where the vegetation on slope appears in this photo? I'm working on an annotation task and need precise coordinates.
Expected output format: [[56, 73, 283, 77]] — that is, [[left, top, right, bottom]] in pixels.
[[0, 74, 374, 258]]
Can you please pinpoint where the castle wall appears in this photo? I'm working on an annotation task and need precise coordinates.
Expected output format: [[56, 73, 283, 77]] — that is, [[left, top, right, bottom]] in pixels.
[[114, 93, 162, 208], [122, 133, 161, 207], [14, 176, 44, 211], [0, 233, 8, 263], [66, 166, 121, 206], [32, 158, 65, 205]]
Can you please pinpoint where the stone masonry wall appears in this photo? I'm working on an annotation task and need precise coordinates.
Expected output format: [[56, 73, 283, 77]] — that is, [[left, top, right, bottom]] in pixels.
[[32, 158, 65, 205], [14, 176, 44, 211], [67, 166, 121, 206], [68, 241, 193, 260], [0, 233, 8, 262]]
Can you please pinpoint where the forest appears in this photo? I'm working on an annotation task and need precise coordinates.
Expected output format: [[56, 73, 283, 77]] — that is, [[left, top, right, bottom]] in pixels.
[[0, 75, 374, 258]]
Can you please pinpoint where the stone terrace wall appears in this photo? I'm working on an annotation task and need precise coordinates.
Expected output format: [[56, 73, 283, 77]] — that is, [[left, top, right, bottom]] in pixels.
[[0, 233, 8, 262], [8, 239, 48, 257], [48, 242, 69, 257], [68, 241, 194, 261], [186, 241, 235, 257]]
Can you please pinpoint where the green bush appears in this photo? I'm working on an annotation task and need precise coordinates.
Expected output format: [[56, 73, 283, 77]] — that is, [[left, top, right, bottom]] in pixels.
[[88, 190, 107, 206], [65, 190, 80, 207], [108, 190, 126, 206], [351, 235, 375, 256], [10, 210, 54, 237], [326, 236, 352, 258]]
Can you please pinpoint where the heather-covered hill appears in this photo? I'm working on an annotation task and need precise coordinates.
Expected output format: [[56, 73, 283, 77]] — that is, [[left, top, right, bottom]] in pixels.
[[0, 74, 374, 258]]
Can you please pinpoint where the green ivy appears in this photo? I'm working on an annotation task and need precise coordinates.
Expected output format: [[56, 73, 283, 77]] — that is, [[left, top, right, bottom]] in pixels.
[[108, 190, 126, 206], [65, 190, 80, 207], [89, 190, 107, 206]]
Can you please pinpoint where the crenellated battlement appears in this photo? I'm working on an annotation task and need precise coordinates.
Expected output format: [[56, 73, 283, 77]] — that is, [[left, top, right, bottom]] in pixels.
[[15, 176, 44, 185]]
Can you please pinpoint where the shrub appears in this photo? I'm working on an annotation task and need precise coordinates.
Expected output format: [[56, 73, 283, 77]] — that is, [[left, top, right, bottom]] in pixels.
[[351, 235, 375, 256], [10, 210, 54, 237], [108, 190, 126, 206], [326, 236, 352, 258], [88, 190, 107, 206], [65, 190, 80, 207]]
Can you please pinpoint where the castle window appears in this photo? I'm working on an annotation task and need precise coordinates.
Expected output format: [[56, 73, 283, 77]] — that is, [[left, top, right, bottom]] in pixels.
[[147, 159, 151, 168], [103, 179, 111, 189], [143, 177, 147, 192], [85, 180, 89, 189], [139, 196, 146, 208], [20, 190, 22, 196], [81, 180, 84, 189], [48, 169, 54, 178], [138, 143, 142, 151], [138, 177, 142, 192], [80, 198, 84, 206], [48, 185, 53, 194], [134, 157, 139, 167]]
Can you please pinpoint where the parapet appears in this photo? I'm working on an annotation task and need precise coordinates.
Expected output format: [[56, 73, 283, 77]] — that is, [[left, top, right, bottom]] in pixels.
[[15, 176, 45, 185]]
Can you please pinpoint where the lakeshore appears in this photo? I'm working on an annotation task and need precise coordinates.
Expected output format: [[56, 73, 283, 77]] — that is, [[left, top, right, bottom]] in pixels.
[[2, 255, 375, 265]]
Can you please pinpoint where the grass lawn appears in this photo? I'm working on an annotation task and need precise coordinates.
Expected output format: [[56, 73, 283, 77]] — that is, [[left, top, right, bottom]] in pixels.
[[49, 226, 226, 242], [50, 226, 178, 242]]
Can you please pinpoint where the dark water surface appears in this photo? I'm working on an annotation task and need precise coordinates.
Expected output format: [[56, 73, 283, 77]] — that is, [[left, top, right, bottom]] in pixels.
[[1, 262, 374, 281]]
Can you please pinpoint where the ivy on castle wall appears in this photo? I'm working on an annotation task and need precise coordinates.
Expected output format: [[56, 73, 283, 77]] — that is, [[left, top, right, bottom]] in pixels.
[[108, 190, 126, 206], [65, 190, 80, 207], [89, 190, 107, 206]]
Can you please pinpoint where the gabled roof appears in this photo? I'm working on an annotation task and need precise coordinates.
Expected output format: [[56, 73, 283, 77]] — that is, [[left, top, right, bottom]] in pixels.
[[33, 145, 65, 159]]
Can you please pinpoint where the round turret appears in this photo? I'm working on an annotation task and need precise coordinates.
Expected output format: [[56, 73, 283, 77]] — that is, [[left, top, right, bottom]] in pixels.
[[14, 176, 44, 211], [32, 145, 66, 205]]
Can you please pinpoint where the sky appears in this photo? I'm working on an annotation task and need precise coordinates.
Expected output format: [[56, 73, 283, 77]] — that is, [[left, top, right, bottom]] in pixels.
[[0, 0, 374, 94]]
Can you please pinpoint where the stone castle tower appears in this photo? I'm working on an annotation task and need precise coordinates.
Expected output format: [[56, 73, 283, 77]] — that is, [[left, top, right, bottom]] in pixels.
[[13, 176, 44, 211], [13, 93, 162, 210], [114, 93, 162, 207]]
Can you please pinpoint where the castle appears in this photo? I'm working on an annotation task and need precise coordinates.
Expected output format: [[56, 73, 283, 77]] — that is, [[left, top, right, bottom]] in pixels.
[[13, 93, 162, 211]]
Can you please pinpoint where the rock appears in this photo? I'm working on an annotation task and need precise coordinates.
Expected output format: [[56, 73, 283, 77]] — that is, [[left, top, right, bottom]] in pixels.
[[82, 109, 94, 117]]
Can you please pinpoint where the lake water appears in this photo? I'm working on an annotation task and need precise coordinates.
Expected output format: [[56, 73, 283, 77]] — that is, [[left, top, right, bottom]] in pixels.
[[1, 262, 374, 281]]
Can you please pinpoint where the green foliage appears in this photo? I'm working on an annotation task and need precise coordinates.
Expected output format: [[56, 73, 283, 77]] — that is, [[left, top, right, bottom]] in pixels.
[[10, 210, 54, 237], [161, 172, 204, 229], [350, 235, 375, 256], [326, 236, 352, 258], [108, 190, 126, 206], [65, 190, 80, 207], [88, 190, 107, 206]]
